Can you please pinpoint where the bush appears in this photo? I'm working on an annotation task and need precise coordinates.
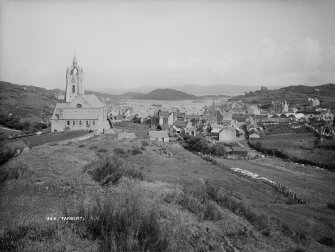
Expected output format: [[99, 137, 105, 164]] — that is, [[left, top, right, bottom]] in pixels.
[[141, 140, 149, 147], [75, 195, 169, 251], [327, 202, 335, 210], [0, 145, 20, 166], [84, 155, 143, 185], [113, 147, 128, 158], [319, 236, 335, 247], [131, 146, 142, 155], [0, 222, 58, 251], [0, 163, 27, 184], [210, 144, 226, 157], [184, 135, 211, 154], [125, 167, 144, 181], [203, 201, 222, 221]]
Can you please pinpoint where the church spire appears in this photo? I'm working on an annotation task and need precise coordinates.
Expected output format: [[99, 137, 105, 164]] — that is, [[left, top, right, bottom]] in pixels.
[[73, 50, 77, 67]]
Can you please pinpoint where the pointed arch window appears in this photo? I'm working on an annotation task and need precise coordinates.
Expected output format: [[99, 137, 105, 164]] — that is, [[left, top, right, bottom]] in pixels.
[[77, 104, 82, 108], [72, 85, 75, 93]]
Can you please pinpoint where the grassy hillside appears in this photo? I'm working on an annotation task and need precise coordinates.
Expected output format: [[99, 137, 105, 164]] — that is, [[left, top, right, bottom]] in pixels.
[[0, 122, 334, 251], [0, 81, 119, 124], [230, 83, 335, 109], [0, 81, 59, 122]]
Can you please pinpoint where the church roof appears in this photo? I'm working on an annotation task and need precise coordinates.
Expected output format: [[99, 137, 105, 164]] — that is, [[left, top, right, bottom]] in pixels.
[[81, 95, 104, 108], [61, 108, 100, 120]]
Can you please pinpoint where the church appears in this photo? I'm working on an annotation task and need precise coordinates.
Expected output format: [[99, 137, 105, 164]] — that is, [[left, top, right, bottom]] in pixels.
[[51, 55, 109, 134]]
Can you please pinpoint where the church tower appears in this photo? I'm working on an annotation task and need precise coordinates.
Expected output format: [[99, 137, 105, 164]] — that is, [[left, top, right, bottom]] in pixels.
[[65, 54, 84, 102]]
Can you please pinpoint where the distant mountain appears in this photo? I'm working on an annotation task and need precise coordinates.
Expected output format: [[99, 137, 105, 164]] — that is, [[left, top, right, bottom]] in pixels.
[[171, 84, 263, 96], [130, 88, 197, 100], [101, 84, 262, 96], [230, 83, 335, 109]]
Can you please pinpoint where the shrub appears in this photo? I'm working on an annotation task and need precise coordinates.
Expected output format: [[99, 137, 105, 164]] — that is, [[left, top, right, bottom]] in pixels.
[[124, 168, 144, 181], [141, 140, 149, 147], [184, 135, 211, 154], [75, 195, 169, 251], [131, 146, 142, 155], [0, 145, 21, 166], [84, 155, 124, 185], [203, 201, 222, 221], [0, 163, 27, 184], [210, 144, 226, 157], [97, 148, 108, 154], [0, 222, 58, 251], [327, 202, 335, 210], [176, 191, 205, 217], [319, 236, 335, 247], [84, 155, 143, 185], [114, 147, 128, 158]]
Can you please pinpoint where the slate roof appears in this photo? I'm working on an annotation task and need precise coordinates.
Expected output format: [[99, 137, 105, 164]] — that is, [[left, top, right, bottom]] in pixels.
[[81, 95, 104, 108], [51, 94, 104, 120], [173, 121, 187, 128], [60, 108, 100, 120], [149, 131, 169, 138]]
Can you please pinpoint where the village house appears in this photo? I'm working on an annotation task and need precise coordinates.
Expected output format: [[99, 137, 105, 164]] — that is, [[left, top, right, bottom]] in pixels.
[[221, 110, 232, 120], [219, 126, 237, 143], [270, 101, 289, 114], [172, 120, 187, 133], [247, 105, 261, 115], [149, 130, 169, 142], [249, 132, 260, 139], [308, 97, 320, 107], [185, 120, 197, 136], [51, 55, 109, 134], [321, 109, 334, 123]]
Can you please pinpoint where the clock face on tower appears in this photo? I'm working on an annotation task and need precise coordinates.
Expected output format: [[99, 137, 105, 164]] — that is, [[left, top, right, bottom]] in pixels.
[[71, 78, 75, 83]]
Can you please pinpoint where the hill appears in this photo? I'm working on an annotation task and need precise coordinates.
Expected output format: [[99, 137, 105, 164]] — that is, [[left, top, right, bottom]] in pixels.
[[0, 81, 119, 123], [132, 88, 197, 100], [230, 83, 335, 109], [172, 84, 263, 96]]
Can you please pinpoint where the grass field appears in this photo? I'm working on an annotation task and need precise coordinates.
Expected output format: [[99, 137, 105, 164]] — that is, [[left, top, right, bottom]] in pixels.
[[1, 123, 334, 251], [251, 124, 335, 170], [1, 130, 90, 148]]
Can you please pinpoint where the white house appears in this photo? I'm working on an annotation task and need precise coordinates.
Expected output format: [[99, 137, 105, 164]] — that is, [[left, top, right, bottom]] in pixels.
[[149, 131, 169, 142]]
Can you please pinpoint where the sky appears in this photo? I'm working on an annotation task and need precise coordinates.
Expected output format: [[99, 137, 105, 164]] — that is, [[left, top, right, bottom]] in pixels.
[[0, 0, 335, 93]]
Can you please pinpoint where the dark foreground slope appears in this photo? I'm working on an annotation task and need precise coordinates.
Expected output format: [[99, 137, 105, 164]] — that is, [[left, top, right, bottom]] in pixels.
[[1, 123, 334, 251]]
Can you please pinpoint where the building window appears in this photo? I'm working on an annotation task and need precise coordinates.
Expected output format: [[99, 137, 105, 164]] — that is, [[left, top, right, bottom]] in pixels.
[[86, 121, 89, 126], [79, 121, 82, 125], [72, 85, 75, 93], [73, 121, 75, 125], [67, 120, 70, 125], [93, 120, 95, 125], [77, 104, 82, 108]]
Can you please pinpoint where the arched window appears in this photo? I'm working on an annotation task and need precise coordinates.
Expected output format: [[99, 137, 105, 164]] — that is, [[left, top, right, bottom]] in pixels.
[[93, 120, 95, 125], [77, 104, 82, 108], [72, 85, 75, 93], [67, 120, 70, 125]]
